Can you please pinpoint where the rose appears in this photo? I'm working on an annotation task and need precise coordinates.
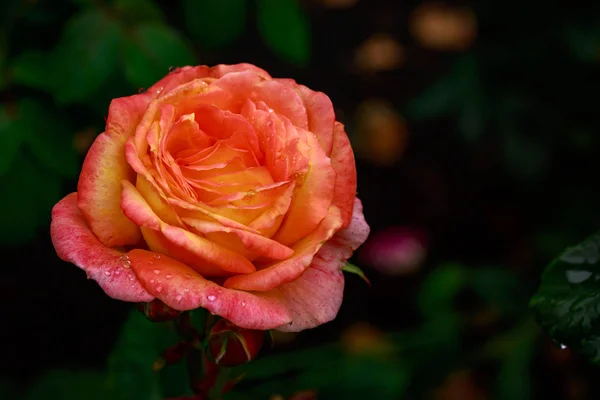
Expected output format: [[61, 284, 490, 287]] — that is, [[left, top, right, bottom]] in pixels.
[[50, 63, 370, 332]]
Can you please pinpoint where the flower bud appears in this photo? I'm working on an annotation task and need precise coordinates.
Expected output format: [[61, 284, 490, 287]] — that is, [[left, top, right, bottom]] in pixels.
[[207, 319, 264, 367], [137, 299, 182, 322]]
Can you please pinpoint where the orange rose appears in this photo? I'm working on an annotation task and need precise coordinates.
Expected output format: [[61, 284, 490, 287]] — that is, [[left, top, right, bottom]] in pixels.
[[50, 64, 369, 331]]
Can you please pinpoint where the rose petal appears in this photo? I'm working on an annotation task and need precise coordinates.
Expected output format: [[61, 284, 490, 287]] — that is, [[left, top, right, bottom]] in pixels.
[[128, 249, 292, 330], [182, 217, 294, 261], [147, 65, 212, 97], [275, 79, 334, 155], [51, 193, 154, 302], [121, 180, 256, 276], [330, 122, 358, 229], [223, 206, 342, 291], [272, 127, 336, 246], [209, 63, 272, 80], [77, 132, 141, 247], [250, 80, 309, 131], [275, 198, 370, 332], [249, 182, 296, 237]]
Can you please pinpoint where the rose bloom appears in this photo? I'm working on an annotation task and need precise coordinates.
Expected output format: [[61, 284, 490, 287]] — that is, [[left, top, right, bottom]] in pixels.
[[51, 64, 369, 332]]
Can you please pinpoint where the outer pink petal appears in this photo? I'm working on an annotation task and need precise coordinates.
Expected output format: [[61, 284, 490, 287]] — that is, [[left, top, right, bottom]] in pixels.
[[128, 249, 292, 330], [77, 94, 152, 247], [50, 193, 154, 302], [330, 122, 358, 229], [275, 198, 370, 332], [223, 206, 342, 292]]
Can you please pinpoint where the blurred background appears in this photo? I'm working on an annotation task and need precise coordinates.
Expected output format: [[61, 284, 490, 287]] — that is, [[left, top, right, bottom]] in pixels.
[[2, 0, 600, 398]]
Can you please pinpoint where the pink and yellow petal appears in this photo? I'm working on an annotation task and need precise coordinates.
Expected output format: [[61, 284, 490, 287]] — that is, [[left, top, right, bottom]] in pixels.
[[223, 206, 342, 292], [182, 217, 294, 261], [51, 193, 153, 302], [272, 129, 336, 246], [77, 132, 141, 247], [128, 249, 292, 330], [121, 181, 255, 275]]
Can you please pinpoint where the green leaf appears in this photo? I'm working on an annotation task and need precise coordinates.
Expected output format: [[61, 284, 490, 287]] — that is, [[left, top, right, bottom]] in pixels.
[[342, 262, 371, 285], [0, 102, 26, 176], [230, 344, 409, 400], [25, 370, 107, 400], [114, 0, 164, 24], [0, 154, 62, 243], [409, 55, 484, 139], [531, 231, 600, 364], [122, 23, 197, 89], [471, 268, 527, 314], [107, 308, 181, 400], [418, 263, 468, 317], [493, 320, 537, 400], [257, 0, 310, 66], [51, 10, 121, 104], [183, 0, 247, 49], [10, 51, 54, 91], [20, 100, 79, 178]]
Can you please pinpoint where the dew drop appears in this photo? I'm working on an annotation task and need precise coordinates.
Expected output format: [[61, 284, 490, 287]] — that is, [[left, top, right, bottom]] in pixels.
[[153, 254, 161, 259], [241, 301, 247, 307], [560, 343, 568, 350], [166, 274, 173, 279], [168, 66, 178, 73], [176, 295, 182, 301], [150, 279, 155, 284], [153, 269, 160, 275], [156, 87, 164, 94], [104, 270, 112, 276], [184, 288, 190, 293], [128, 273, 135, 281], [120, 255, 131, 268], [156, 285, 163, 293], [207, 295, 216, 301], [268, 108, 274, 113], [114, 269, 121, 276]]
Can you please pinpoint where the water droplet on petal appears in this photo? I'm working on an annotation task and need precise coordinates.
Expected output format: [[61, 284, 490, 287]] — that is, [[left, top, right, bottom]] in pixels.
[[114, 269, 121, 276], [153, 254, 161, 259], [168, 66, 178, 73], [207, 295, 216, 301], [150, 279, 155, 284], [156, 285, 163, 293], [128, 273, 135, 281], [241, 301, 247, 307], [184, 288, 190, 293], [166, 274, 173, 279], [104, 270, 112, 276], [153, 269, 160, 275], [560, 343, 568, 350], [176, 295, 182, 301], [120, 255, 131, 268]]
